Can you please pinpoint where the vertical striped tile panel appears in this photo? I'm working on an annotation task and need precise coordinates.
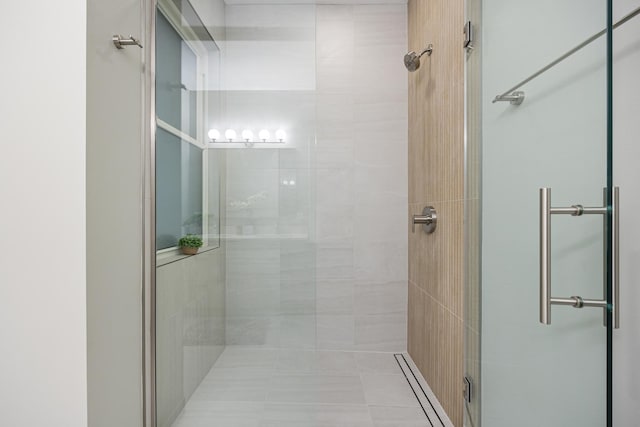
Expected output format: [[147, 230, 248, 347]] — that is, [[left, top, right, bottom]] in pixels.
[[407, 0, 465, 426]]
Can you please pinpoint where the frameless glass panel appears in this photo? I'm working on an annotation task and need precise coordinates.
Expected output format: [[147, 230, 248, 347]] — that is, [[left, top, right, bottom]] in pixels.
[[464, 1, 482, 426], [155, 2, 321, 426], [476, 1, 612, 426], [154, 2, 224, 426]]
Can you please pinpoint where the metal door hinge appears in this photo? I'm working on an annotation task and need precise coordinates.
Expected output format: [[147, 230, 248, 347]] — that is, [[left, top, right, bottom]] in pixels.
[[464, 21, 474, 51], [463, 376, 472, 403]]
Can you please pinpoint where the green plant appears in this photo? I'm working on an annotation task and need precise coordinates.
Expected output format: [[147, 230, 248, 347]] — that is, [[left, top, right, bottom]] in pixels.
[[178, 234, 203, 248]]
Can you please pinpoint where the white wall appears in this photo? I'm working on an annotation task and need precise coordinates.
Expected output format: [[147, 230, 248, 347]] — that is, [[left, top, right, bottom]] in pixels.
[[86, 0, 144, 425], [0, 1, 87, 426]]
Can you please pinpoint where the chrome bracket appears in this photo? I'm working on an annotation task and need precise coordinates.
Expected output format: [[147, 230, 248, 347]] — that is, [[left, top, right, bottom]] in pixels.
[[571, 296, 584, 308], [113, 34, 143, 49], [570, 204, 584, 216], [493, 91, 525, 105], [412, 206, 437, 234]]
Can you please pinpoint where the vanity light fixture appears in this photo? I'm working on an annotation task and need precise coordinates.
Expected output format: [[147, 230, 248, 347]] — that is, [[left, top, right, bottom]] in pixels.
[[207, 128, 286, 146], [224, 129, 237, 142], [241, 129, 254, 142], [207, 128, 220, 142], [258, 129, 270, 142]]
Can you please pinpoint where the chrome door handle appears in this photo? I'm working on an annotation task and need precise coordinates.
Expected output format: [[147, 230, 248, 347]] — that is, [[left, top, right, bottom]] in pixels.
[[539, 187, 619, 327], [113, 34, 143, 49], [412, 206, 437, 234], [612, 187, 620, 328]]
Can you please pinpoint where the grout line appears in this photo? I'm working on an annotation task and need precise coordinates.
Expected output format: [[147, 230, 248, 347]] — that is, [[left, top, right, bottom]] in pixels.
[[358, 368, 376, 426], [408, 280, 464, 322]]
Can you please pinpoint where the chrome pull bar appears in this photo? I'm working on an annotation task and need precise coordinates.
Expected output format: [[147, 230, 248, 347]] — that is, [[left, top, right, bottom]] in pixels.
[[613, 187, 620, 329], [539, 188, 619, 326], [540, 188, 551, 324]]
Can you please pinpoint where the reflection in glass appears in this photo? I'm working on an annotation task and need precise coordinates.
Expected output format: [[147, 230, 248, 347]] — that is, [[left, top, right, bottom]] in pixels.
[[156, 12, 197, 138], [155, 128, 203, 250]]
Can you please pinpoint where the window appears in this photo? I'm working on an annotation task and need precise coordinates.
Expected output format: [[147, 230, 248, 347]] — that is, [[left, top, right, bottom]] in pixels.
[[155, 1, 219, 252]]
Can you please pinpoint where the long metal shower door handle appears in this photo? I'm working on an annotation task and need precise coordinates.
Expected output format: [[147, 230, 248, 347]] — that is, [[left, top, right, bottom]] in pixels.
[[539, 187, 620, 328]]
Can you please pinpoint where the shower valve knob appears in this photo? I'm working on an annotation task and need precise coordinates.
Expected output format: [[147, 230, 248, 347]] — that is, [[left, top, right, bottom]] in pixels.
[[412, 206, 437, 234]]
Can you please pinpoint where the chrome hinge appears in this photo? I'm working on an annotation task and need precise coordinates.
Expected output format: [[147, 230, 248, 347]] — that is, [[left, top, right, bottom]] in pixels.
[[464, 21, 474, 51], [463, 376, 472, 403]]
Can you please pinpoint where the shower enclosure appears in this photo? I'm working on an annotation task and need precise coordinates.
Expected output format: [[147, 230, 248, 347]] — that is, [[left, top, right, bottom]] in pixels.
[[150, 1, 413, 426], [465, 0, 639, 426]]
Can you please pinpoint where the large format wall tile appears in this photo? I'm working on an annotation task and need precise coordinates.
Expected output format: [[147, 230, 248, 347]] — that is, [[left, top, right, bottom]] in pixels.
[[156, 247, 227, 427], [315, 4, 408, 352], [223, 4, 408, 354]]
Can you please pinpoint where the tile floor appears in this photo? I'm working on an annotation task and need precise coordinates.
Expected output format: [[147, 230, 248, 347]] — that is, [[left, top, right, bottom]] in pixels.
[[172, 347, 430, 427]]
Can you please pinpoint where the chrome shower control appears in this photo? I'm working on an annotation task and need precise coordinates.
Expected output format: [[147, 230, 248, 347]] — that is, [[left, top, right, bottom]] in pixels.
[[412, 206, 437, 234]]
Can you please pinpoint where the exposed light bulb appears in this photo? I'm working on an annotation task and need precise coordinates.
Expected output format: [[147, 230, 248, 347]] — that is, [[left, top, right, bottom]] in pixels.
[[208, 128, 220, 141], [241, 129, 254, 142], [225, 129, 237, 141], [275, 129, 286, 142], [259, 129, 270, 142]]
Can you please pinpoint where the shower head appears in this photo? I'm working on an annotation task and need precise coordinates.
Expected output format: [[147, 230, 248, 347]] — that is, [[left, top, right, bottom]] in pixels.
[[404, 44, 433, 72]]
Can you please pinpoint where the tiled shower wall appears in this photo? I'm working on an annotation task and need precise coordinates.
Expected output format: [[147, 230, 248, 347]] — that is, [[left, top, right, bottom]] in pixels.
[[407, 0, 465, 426], [222, 5, 317, 348], [224, 4, 408, 352], [314, 4, 408, 352]]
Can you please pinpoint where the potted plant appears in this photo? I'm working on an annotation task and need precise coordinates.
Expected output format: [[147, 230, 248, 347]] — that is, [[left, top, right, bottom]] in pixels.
[[178, 234, 203, 255]]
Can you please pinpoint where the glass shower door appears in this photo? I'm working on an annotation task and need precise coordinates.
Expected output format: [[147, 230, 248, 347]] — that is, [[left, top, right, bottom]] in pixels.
[[478, 1, 615, 426]]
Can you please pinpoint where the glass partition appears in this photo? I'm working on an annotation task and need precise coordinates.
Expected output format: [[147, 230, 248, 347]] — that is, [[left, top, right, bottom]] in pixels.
[[154, 1, 223, 426], [467, 1, 614, 426], [154, 2, 318, 426], [464, 0, 482, 425]]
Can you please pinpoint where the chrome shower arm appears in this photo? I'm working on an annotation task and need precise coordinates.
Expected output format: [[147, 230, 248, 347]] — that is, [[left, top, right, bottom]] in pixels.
[[418, 44, 433, 58]]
